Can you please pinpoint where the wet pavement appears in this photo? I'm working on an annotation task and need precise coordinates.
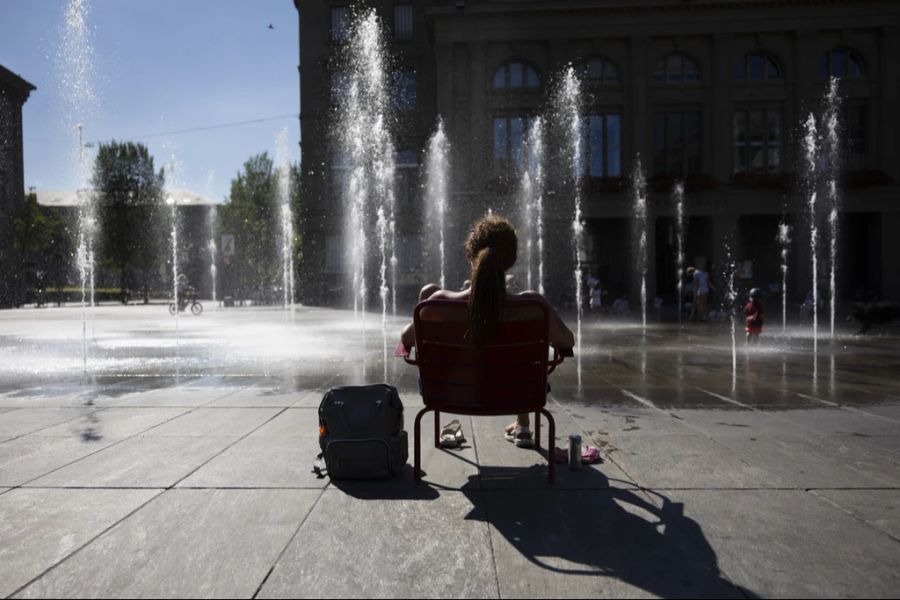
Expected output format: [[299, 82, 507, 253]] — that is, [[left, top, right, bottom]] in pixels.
[[1, 304, 899, 598]]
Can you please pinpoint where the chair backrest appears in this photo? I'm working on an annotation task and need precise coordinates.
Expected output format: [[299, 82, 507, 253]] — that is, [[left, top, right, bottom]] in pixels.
[[413, 298, 551, 415]]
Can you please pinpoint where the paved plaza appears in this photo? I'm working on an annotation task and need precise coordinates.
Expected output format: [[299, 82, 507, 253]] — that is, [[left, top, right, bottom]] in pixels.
[[1, 305, 899, 598]]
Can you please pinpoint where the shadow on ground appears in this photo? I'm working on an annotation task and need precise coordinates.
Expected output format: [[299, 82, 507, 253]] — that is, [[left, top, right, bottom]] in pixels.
[[461, 465, 758, 599]]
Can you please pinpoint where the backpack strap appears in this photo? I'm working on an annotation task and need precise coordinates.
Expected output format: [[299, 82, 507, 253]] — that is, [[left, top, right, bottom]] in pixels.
[[312, 452, 327, 479]]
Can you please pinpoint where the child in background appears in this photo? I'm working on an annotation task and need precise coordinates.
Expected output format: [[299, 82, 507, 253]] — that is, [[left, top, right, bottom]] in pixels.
[[745, 288, 764, 344]]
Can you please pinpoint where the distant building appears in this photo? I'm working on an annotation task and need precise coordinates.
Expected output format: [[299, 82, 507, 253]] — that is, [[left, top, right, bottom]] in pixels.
[[294, 0, 900, 308], [35, 189, 218, 301], [0, 64, 36, 307]]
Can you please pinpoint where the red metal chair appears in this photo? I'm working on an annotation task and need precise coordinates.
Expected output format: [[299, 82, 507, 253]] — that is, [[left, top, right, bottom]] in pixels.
[[399, 298, 567, 483]]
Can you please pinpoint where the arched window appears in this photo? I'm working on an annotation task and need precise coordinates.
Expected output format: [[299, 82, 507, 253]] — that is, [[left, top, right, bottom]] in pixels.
[[493, 61, 541, 90], [735, 51, 782, 81], [653, 53, 700, 84], [817, 48, 865, 79], [579, 58, 620, 86]]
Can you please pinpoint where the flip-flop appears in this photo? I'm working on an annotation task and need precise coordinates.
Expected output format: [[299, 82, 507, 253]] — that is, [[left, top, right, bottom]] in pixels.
[[439, 419, 465, 448], [554, 446, 603, 464], [581, 445, 602, 464]]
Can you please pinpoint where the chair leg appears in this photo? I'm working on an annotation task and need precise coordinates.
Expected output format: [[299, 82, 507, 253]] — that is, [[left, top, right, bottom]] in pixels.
[[434, 410, 440, 448], [414, 407, 430, 481], [540, 408, 556, 484], [534, 411, 541, 451]]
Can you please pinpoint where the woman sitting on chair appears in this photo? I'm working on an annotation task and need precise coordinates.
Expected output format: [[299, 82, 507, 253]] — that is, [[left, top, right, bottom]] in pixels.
[[400, 215, 575, 448]]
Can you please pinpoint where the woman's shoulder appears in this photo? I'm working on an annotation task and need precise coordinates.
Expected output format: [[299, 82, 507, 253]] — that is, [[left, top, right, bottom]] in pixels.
[[512, 290, 553, 307], [429, 289, 469, 301]]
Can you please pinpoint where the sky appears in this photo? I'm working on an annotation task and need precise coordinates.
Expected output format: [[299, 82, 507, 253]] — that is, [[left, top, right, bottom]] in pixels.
[[0, 0, 300, 203]]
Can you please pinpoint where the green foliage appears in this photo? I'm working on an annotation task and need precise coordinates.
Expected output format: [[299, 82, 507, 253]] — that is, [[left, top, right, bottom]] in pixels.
[[218, 153, 302, 302], [92, 141, 166, 303], [12, 193, 72, 305]]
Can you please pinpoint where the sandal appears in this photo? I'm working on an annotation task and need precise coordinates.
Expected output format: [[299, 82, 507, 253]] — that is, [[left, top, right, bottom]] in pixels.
[[504, 425, 534, 448], [439, 419, 465, 448], [553, 445, 603, 464]]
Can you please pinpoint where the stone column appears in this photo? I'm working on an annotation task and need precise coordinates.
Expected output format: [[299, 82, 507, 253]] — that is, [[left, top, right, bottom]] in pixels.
[[794, 30, 816, 124], [468, 41, 487, 199], [629, 36, 650, 162], [882, 213, 900, 299], [711, 33, 733, 181], [879, 27, 900, 180], [711, 211, 740, 293]]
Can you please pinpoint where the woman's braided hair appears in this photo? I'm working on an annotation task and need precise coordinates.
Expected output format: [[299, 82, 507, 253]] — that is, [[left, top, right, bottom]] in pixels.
[[465, 215, 518, 346]]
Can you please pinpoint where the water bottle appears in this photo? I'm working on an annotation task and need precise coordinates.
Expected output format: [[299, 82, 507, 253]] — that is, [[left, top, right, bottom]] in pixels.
[[568, 434, 582, 470]]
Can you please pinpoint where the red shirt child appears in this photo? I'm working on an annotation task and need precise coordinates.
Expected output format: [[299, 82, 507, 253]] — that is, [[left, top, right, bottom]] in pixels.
[[744, 291, 764, 336]]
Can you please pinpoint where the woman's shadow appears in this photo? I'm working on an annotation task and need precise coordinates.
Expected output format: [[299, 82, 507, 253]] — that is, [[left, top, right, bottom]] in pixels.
[[459, 463, 759, 599]]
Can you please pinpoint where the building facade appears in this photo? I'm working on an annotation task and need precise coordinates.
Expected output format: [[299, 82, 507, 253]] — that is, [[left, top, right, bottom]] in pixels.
[[294, 0, 900, 311], [0, 65, 36, 307]]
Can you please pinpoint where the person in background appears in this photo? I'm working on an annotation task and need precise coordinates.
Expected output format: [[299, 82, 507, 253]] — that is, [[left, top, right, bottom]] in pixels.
[[590, 283, 603, 319], [687, 266, 714, 322]]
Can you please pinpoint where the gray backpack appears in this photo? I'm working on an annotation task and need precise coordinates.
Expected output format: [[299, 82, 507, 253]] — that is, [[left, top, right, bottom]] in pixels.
[[316, 384, 408, 479]]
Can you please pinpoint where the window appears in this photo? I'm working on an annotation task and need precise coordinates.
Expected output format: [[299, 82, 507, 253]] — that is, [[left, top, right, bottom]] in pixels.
[[393, 4, 413, 40], [493, 62, 540, 90], [733, 108, 784, 174], [735, 52, 782, 81], [325, 236, 344, 273], [653, 54, 700, 84], [330, 6, 349, 42], [843, 104, 867, 170], [394, 69, 416, 110], [330, 151, 351, 195], [395, 149, 419, 204], [580, 58, 620, 86], [582, 114, 622, 177], [398, 235, 424, 273], [331, 71, 350, 105], [493, 115, 535, 169], [653, 110, 701, 177], [817, 48, 865, 79]]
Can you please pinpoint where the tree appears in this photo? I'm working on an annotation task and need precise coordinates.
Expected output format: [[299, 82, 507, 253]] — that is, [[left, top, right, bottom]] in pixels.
[[92, 141, 166, 303], [13, 193, 72, 306], [218, 153, 281, 301]]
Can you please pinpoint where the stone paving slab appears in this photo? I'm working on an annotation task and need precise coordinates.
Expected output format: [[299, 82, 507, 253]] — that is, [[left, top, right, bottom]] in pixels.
[[670, 408, 810, 437], [665, 489, 900, 598], [244, 408, 318, 438], [103, 386, 246, 407], [15, 489, 320, 599], [139, 407, 280, 437], [473, 435, 636, 491], [204, 387, 318, 408], [603, 434, 773, 489], [30, 407, 190, 439], [0, 408, 95, 438], [761, 408, 900, 436], [257, 489, 497, 599], [177, 434, 329, 489], [833, 433, 900, 462], [811, 489, 900, 541], [858, 403, 900, 421], [0, 436, 122, 487], [26, 435, 240, 488], [711, 435, 900, 489], [0, 488, 161, 598], [0, 394, 89, 409], [483, 489, 747, 598], [558, 404, 699, 438]]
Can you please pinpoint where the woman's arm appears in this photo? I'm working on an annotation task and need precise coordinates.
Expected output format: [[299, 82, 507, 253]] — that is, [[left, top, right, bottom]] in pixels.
[[549, 307, 575, 349], [520, 291, 575, 349], [400, 321, 415, 350]]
